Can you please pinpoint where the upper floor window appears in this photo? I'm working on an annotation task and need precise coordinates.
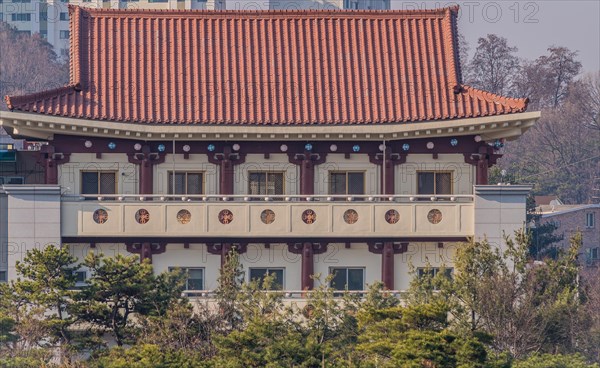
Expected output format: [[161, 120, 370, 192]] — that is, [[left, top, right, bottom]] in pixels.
[[168, 171, 203, 195], [329, 171, 365, 195], [81, 171, 117, 195], [417, 171, 452, 195], [59, 30, 70, 39], [248, 172, 284, 195], [588, 247, 599, 261], [249, 268, 285, 290], [586, 213, 596, 228], [11, 13, 31, 21], [330, 267, 364, 291], [59, 12, 68, 21], [170, 267, 204, 291], [0, 271, 6, 282]]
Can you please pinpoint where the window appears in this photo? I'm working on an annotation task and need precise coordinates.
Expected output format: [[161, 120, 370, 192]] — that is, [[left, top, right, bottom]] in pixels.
[[60, 48, 69, 57], [11, 13, 32, 21], [40, 30, 47, 39], [416, 267, 454, 279], [170, 267, 204, 291], [329, 172, 365, 195], [59, 30, 70, 39], [59, 12, 68, 21], [74, 271, 86, 283], [249, 268, 285, 290], [417, 171, 452, 195], [39, 12, 47, 21], [588, 248, 599, 261], [81, 171, 117, 195], [248, 172, 284, 195], [0, 13, 3, 21], [330, 267, 364, 291], [168, 172, 203, 195], [0, 271, 6, 282], [586, 213, 596, 228]]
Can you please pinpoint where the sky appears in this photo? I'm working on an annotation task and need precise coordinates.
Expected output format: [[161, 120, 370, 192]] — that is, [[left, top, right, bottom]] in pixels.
[[391, 0, 600, 73]]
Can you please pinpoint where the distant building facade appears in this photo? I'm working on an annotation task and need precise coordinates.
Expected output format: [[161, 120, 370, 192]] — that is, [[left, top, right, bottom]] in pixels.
[[538, 204, 600, 267]]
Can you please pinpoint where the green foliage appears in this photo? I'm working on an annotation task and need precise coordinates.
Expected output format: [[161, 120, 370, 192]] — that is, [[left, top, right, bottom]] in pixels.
[[513, 353, 598, 368], [88, 344, 209, 368], [71, 253, 185, 347]]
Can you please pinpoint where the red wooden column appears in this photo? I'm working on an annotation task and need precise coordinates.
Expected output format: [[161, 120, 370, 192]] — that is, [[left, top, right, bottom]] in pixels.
[[206, 243, 248, 270], [301, 242, 314, 290], [38, 145, 70, 184], [381, 242, 395, 289], [464, 146, 502, 186], [288, 150, 327, 195], [369, 150, 406, 195], [127, 145, 166, 195], [126, 242, 166, 264], [368, 242, 408, 290], [288, 242, 328, 291], [207, 146, 246, 195]]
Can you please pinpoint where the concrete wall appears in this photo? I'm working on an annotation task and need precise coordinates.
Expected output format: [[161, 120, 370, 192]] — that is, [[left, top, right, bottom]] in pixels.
[[2, 185, 62, 280], [473, 185, 531, 249]]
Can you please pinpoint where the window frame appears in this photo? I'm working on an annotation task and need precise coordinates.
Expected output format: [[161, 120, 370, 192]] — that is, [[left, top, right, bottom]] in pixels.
[[416, 267, 454, 279], [168, 171, 205, 195], [586, 212, 596, 228], [328, 171, 366, 196], [416, 170, 454, 196], [80, 170, 118, 195], [169, 267, 205, 291], [248, 267, 286, 290], [247, 171, 286, 196], [329, 267, 365, 291]]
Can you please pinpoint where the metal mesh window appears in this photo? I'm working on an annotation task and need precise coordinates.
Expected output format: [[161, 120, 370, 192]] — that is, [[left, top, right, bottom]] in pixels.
[[329, 172, 365, 195], [417, 172, 452, 195], [81, 171, 116, 195], [248, 172, 284, 195], [168, 172, 203, 195]]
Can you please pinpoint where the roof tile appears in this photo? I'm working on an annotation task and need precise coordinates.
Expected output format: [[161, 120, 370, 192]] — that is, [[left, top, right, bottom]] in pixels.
[[5, 7, 528, 125]]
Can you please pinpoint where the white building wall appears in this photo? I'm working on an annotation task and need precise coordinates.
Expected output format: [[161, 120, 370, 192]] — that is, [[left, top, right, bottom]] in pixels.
[[59, 153, 137, 196]]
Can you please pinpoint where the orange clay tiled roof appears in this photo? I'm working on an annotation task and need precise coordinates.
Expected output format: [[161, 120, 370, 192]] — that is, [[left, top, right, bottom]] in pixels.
[[5, 6, 528, 125]]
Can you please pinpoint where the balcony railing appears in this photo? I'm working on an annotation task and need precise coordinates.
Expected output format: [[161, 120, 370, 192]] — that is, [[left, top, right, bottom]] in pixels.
[[60, 194, 475, 239]]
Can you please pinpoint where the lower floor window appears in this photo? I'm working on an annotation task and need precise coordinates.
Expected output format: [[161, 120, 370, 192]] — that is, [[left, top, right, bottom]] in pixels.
[[330, 267, 364, 291], [170, 267, 204, 290], [588, 247, 599, 261], [74, 271, 87, 284], [416, 267, 454, 279], [249, 268, 284, 290], [0, 271, 6, 282]]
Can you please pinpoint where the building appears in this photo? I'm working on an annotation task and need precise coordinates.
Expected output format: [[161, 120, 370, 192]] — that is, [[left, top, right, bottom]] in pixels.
[[538, 203, 599, 267], [0, 6, 539, 291], [0, 0, 389, 60]]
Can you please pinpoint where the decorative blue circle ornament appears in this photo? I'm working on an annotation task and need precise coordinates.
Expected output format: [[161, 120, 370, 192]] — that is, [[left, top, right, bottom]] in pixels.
[[157, 144, 166, 152], [450, 138, 458, 147], [402, 143, 410, 151], [108, 142, 116, 150], [352, 145, 360, 152], [207, 144, 216, 152], [493, 140, 504, 149], [304, 143, 313, 151]]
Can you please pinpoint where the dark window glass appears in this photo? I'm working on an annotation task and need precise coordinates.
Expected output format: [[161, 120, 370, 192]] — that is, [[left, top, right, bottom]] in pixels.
[[330, 267, 364, 291], [170, 267, 204, 291], [418, 172, 452, 195], [329, 172, 365, 195], [0, 271, 6, 282], [168, 172, 203, 195], [249, 268, 284, 290], [82, 172, 116, 195]]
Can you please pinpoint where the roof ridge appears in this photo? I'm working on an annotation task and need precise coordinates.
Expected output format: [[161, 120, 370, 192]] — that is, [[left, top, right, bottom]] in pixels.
[[5, 84, 78, 111], [71, 6, 456, 18], [460, 85, 529, 110]]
